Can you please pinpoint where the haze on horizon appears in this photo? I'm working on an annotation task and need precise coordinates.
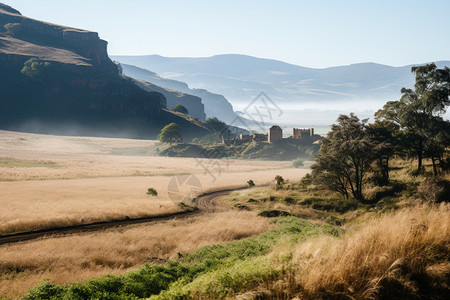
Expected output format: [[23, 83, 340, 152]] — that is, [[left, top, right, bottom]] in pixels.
[[2, 0, 450, 69]]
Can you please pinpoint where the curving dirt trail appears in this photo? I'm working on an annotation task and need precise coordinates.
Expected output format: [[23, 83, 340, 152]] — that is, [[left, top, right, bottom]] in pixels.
[[0, 186, 250, 245]]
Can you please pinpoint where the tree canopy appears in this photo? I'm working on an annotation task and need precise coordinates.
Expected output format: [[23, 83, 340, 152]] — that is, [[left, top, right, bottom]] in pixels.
[[205, 117, 229, 136], [310, 63, 450, 201], [159, 123, 181, 145], [170, 104, 189, 115], [375, 63, 450, 174], [312, 114, 373, 202], [21, 58, 51, 82]]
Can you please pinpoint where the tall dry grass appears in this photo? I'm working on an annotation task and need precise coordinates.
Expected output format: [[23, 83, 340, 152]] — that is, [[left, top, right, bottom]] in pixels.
[[0, 211, 271, 299], [287, 203, 449, 299]]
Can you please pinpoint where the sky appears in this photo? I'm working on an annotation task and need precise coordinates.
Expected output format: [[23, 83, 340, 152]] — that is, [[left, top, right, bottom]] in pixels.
[[2, 0, 450, 68]]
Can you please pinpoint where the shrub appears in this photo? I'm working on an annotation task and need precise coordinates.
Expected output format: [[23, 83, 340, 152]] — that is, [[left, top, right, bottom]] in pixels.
[[292, 158, 304, 168], [21, 58, 51, 81], [417, 177, 450, 203], [247, 180, 255, 188], [147, 188, 158, 196], [299, 173, 313, 188], [170, 104, 189, 115], [274, 175, 285, 190]]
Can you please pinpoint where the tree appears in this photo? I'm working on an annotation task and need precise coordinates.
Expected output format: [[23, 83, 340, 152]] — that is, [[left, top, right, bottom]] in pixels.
[[376, 63, 450, 173], [21, 58, 51, 81], [274, 175, 285, 189], [205, 117, 229, 134], [204, 117, 231, 142], [366, 120, 400, 185], [311, 114, 374, 202], [171, 104, 189, 115], [159, 123, 181, 145]]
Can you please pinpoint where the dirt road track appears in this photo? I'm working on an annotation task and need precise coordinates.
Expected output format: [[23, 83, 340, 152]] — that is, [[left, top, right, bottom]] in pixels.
[[0, 186, 249, 246]]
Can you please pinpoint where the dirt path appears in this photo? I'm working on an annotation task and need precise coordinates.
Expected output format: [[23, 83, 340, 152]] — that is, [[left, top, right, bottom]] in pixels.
[[0, 186, 250, 245]]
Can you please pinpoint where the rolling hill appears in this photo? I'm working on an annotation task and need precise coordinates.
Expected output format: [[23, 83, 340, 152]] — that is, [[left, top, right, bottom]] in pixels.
[[113, 54, 450, 124]]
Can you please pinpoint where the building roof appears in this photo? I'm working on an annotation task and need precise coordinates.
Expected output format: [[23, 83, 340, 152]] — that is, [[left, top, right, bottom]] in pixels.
[[270, 125, 282, 130]]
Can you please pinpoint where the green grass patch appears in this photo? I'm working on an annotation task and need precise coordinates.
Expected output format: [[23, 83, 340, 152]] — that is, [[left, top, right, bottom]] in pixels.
[[24, 218, 339, 299]]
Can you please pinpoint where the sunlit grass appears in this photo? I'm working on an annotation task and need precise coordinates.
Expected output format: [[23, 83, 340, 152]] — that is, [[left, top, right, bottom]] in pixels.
[[0, 157, 59, 168]]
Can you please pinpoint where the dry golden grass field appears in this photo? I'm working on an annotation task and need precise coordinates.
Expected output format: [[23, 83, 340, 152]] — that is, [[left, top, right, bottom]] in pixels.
[[0, 130, 307, 298], [0, 130, 307, 235], [0, 211, 272, 299]]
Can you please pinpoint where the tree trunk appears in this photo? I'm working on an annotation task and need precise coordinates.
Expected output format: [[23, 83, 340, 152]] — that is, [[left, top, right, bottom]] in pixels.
[[385, 156, 390, 183], [431, 156, 438, 176], [417, 142, 423, 172]]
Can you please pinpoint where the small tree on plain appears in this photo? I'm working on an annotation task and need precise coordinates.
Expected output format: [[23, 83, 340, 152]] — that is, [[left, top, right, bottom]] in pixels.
[[275, 175, 285, 189], [159, 123, 181, 145]]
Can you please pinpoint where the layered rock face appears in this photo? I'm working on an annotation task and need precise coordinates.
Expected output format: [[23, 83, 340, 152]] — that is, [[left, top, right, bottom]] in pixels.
[[0, 4, 208, 139], [0, 4, 114, 71], [132, 78, 206, 121]]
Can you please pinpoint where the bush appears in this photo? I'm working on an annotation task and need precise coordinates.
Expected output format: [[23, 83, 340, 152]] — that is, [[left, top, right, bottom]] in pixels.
[[170, 104, 189, 115], [299, 173, 313, 188], [417, 177, 450, 203], [247, 180, 255, 188], [21, 58, 51, 81], [147, 188, 158, 196], [292, 158, 304, 168], [274, 175, 285, 190]]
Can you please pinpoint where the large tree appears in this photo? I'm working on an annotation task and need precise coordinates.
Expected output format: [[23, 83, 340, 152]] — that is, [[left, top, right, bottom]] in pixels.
[[376, 63, 450, 173], [312, 114, 374, 202], [159, 123, 181, 145]]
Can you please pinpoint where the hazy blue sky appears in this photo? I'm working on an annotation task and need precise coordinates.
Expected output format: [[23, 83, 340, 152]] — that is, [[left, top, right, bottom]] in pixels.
[[3, 0, 449, 68]]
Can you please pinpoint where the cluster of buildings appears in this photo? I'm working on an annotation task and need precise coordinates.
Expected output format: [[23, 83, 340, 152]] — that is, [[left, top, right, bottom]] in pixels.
[[237, 125, 320, 144]]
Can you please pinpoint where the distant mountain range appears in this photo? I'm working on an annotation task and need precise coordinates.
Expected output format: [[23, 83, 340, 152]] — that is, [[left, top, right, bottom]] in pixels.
[[0, 3, 208, 140], [112, 54, 450, 124]]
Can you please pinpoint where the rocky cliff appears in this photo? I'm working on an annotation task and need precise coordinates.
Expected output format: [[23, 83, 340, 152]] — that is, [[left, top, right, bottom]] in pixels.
[[0, 4, 208, 140], [130, 77, 206, 121]]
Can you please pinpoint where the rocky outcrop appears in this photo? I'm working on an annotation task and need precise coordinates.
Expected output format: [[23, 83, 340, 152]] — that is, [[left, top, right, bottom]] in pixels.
[[0, 3, 20, 15], [0, 3, 209, 140], [131, 78, 206, 121], [0, 5, 115, 72]]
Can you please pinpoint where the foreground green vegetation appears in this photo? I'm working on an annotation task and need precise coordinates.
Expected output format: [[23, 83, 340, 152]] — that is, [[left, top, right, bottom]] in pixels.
[[22, 166, 449, 299], [23, 218, 338, 299]]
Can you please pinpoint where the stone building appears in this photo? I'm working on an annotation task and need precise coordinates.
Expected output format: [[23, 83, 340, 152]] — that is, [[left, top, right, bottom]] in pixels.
[[293, 128, 314, 139], [268, 125, 283, 143]]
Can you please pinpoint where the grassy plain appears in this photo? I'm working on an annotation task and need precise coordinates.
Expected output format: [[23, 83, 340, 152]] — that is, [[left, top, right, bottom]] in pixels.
[[0, 130, 306, 298], [0, 130, 305, 235]]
